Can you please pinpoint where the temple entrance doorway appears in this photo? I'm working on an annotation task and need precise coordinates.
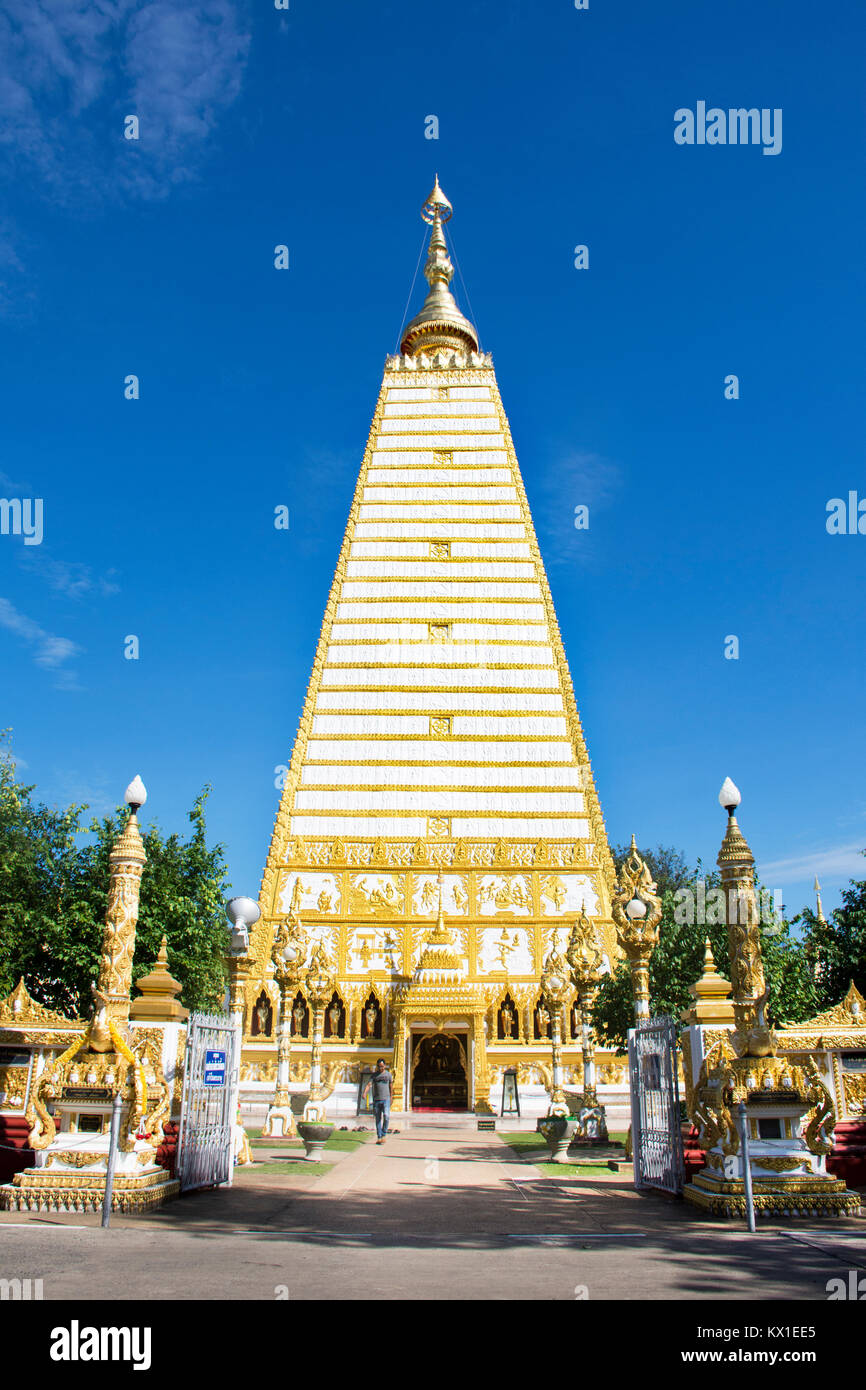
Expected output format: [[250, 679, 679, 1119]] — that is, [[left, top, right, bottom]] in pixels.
[[410, 1032, 469, 1111]]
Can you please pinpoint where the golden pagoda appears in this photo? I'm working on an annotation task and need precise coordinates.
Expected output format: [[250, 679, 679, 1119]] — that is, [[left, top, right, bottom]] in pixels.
[[241, 180, 623, 1118]]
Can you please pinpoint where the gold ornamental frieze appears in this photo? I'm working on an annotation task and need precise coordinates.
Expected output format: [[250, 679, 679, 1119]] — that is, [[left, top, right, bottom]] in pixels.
[[46, 1151, 106, 1169], [843, 1073, 866, 1116], [0, 980, 81, 1029], [0, 1066, 30, 1108]]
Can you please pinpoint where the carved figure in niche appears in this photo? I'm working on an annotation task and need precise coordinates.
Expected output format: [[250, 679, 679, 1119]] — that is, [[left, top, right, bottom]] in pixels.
[[291, 992, 309, 1038], [326, 993, 344, 1039], [362, 992, 382, 1039], [536, 1001, 550, 1039], [500, 999, 515, 1040], [251, 991, 273, 1037], [317, 888, 333, 913]]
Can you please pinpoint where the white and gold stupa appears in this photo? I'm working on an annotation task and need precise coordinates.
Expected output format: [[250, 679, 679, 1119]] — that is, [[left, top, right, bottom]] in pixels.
[[241, 180, 624, 1117]]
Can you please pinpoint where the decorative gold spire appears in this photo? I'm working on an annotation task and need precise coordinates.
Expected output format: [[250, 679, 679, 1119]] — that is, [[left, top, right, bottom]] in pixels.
[[683, 938, 735, 1025], [814, 876, 827, 924], [400, 177, 479, 357], [130, 937, 188, 1023], [89, 802, 147, 1045], [414, 871, 464, 981], [716, 780, 769, 1050]]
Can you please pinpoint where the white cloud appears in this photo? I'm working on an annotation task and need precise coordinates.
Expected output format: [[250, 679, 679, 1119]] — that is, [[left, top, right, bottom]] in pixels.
[[19, 549, 120, 599], [761, 843, 866, 886], [0, 596, 82, 687], [531, 450, 622, 568], [0, 1, 250, 215]]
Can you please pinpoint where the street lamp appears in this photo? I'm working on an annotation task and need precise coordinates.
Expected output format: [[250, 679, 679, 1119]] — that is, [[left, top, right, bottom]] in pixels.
[[718, 776, 741, 813], [304, 941, 335, 1117], [226, 896, 260, 955], [540, 943, 571, 1115], [565, 907, 605, 1116], [262, 913, 310, 1138], [612, 836, 662, 1024], [124, 775, 147, 813]]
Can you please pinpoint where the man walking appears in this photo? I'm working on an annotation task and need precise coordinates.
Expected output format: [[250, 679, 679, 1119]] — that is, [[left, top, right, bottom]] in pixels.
[[364, 1058, 393, 1143]]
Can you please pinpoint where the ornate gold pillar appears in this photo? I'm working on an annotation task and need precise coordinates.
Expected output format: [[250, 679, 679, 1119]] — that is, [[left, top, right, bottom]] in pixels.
[[227, 954, 251, 1029], [304, 942, 334, 1110], [472, 1011, 493, 1115], [566, 909, 604, 1105], [96, 805, 147, 1028], [540, 947, 571, 1113], [717, 778, 767, 1041], [611, 837, 662, 1025], [391, 1007, 407, 1110], [263, 914, 309, 1138]]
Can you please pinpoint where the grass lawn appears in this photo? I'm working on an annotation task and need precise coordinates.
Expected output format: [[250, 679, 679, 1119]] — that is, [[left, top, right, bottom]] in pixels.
[[499, 1129, 626, 1178], [249, 1128, 372, 1151], [242, 1158, 332, 1177]]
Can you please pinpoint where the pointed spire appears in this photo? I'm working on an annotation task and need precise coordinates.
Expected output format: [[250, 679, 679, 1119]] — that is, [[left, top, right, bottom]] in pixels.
[[683, 937, 735, 1025], [814, 876, 827, 923], [130, 935, 188, 1023], [400, 177, 479, 357]]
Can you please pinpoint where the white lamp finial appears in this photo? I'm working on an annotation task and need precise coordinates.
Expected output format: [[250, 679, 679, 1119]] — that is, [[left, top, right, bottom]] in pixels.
[[124, 775, 147, 810], [718, 777, 741, 812]]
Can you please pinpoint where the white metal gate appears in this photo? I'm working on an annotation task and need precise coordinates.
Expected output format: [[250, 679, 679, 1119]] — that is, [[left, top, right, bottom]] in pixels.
[[176, 1012, 240, 1193], [628, 1015, 685, 1195]]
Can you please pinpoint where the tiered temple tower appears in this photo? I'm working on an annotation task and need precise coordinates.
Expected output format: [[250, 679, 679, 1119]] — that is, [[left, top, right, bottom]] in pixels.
[[243, 180, 621, 1116]]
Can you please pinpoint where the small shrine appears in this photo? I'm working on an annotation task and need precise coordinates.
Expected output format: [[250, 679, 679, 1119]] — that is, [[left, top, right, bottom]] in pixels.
[[681, 781, 860, 1219], [0, 779, 183, 1214]]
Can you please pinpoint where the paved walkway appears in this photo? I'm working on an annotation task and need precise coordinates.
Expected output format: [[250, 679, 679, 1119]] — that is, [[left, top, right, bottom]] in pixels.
[[1, 1126, 863, 1300]]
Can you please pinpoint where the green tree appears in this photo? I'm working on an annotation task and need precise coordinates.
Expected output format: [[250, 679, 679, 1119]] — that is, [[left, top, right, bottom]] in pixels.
[[592, 843, 820, 1051], [795, 854, 866, 1008], [0, 741, 230, 1016]]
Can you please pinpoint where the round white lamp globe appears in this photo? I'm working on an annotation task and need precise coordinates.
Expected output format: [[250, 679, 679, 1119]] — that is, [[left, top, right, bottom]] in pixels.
[[626, 896, 647, 920], [124, 775, 147, 810], [718, 777, 742, 811], [226, 896, 261, 927]]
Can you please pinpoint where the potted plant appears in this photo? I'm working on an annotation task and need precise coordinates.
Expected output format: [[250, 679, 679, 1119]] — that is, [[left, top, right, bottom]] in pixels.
[[296, 1119, 334, 1161], [538, 1113, 577, 1163]]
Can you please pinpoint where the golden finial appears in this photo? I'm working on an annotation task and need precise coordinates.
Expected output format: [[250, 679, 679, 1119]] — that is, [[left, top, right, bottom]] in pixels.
[[400, 178, 479, 357], [814, 876, 826, 923], [683, 938, 734, 1025]]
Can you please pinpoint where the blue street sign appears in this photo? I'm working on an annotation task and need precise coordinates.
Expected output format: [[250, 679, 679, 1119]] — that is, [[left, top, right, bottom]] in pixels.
[[203, 1049, 227, 1086]]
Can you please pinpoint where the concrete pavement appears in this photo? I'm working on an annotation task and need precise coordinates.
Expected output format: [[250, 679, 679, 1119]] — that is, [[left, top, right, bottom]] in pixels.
[[1, 1124, 863, 1300]]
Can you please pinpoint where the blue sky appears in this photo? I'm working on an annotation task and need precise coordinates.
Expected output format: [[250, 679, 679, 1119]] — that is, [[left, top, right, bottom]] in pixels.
[[1, 0, 864, 919]]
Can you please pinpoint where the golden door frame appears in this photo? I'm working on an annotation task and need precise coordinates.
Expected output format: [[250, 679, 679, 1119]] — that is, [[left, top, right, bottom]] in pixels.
[[408, 1030, 470, 1106]]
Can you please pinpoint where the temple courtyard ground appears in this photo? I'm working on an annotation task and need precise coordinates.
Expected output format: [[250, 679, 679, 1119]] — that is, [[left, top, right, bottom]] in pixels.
[[1, 1122, 864, 1301]]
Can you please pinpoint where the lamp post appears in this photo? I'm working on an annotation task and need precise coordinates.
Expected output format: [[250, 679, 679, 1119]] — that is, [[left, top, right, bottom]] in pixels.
[[303, 940, 335, 1119], [225, 896, 260, 1020], [565, 908, 605, 1106], [612, 837, 662, 1024], [91, 776, 148, 1038], [262, 913, 309, 1138], [225, 896, 260, 1142], [540, 943, 571, 1114], [716, 778, 767, 1046]]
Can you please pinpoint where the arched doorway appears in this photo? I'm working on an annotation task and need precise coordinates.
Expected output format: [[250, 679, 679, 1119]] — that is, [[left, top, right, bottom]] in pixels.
[[410, 1032, 469, 1111]]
